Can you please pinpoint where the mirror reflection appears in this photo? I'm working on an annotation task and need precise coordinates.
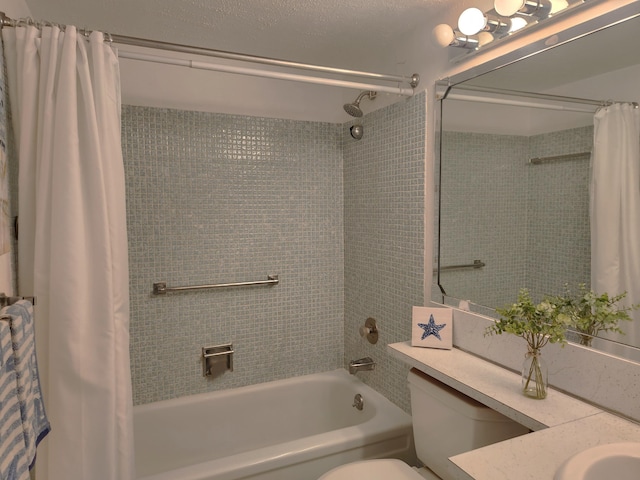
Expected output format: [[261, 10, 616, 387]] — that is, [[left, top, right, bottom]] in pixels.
[[434, 14, 640, 361]]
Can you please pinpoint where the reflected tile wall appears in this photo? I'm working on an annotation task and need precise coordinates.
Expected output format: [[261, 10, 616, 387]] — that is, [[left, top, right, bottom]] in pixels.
[[439, 125, 592, 309], [527, 126, 592, 298]]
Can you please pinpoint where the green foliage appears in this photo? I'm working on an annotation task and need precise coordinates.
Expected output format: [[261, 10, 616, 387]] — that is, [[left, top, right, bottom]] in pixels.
[[553, 284, 639, 346], [485, 288, 571, 351]]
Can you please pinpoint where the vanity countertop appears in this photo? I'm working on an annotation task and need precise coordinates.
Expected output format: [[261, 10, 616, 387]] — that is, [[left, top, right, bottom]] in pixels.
[[449, 412, 640, 480], [388, 341, 601, 431], [388, 341, 640, 480]]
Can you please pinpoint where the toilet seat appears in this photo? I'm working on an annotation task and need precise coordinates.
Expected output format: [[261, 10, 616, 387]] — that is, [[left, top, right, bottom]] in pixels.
[[318, 459, 426, 480]]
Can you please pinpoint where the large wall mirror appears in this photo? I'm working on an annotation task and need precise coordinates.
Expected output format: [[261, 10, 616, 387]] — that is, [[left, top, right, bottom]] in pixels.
[[433, 5, 640, 362]]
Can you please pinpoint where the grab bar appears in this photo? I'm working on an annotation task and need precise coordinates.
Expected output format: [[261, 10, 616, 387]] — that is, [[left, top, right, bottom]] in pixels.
[[433, 260, 485, 274], [529, 151, 590, 165], [153, 275, 279, 295]]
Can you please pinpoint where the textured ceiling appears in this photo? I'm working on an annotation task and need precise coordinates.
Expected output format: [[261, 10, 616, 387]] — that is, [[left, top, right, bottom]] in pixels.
[[22, 0, 459, 68]]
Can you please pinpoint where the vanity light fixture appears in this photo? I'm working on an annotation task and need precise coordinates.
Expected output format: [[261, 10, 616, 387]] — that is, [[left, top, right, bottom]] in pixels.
[[432, 0, 575, 53], [458, 7, 511, 36], [432, 23, 480, 49], [495, 0, 569, 17], [494, 0, 551, 18]]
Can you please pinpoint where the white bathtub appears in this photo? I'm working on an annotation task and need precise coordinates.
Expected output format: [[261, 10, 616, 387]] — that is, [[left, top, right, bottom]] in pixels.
[[134, 369, 416, 480]]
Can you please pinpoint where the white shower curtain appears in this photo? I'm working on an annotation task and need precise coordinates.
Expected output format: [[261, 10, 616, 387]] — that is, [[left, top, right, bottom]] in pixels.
[[591, 102, 640, 352], [2, 25, 134, 479]]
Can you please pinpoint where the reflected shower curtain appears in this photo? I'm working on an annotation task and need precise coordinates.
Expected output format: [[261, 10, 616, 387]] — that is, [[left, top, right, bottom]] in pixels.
[[2, 25, 134, 479], [591, 102, 640, 352]]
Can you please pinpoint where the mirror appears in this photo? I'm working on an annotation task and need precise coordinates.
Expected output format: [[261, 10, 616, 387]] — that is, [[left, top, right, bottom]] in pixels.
[[433, 8, 640, 362]]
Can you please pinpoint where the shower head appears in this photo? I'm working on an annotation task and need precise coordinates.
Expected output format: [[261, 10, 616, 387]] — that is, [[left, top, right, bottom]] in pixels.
[[343, 103, 363, 118], [343, 91, 377, 117]]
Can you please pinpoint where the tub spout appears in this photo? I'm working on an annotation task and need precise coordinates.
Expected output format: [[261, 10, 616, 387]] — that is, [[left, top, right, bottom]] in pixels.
[[349, 357, 376, 374]]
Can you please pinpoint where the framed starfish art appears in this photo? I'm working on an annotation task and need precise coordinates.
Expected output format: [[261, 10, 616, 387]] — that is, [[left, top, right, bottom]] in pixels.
[[411, 306, 453, 349]]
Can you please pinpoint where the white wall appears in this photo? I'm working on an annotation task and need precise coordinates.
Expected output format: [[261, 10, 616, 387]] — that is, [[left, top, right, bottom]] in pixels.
[[0, 0, 30, 17], [118, 51, 388, 123]]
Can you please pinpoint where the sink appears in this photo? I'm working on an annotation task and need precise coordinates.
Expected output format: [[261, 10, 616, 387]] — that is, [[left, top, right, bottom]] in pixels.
[[555, 442, 640, 480]]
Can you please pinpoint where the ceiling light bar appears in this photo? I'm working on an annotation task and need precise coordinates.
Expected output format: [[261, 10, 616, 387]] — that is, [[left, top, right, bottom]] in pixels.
[[432, 0, 579, 53]]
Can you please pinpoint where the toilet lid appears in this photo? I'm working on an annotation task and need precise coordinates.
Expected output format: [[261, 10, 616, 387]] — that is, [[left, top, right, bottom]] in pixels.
[[318, 459, 426, 480]]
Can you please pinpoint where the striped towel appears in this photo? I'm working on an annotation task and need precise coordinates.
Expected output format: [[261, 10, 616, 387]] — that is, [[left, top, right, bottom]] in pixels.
[[4, 301, 50, 471], [0, 318, 30, 480]]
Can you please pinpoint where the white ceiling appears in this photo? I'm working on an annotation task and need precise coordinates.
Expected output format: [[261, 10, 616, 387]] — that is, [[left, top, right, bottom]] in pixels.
[[22, 0, 464, 70]]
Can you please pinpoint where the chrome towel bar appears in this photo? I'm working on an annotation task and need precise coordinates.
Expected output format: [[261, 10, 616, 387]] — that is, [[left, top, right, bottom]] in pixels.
[[153, 275, 279, 295], [0, 293, 36, 307]]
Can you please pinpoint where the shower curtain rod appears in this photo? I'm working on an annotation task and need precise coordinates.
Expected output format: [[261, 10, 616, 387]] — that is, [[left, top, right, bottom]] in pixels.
[[449, 84, 610, 107], [444, 93, 596, 113], [0, 12, 418, 97]]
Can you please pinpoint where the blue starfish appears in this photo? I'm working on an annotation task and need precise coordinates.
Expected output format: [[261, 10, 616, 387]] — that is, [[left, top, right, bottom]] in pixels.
[[418, 315, 446, 341]]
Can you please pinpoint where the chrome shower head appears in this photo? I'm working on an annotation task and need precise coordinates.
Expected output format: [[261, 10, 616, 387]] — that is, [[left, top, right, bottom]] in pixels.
[[343, 91, 377, 117], [344, 103, 364, 118]]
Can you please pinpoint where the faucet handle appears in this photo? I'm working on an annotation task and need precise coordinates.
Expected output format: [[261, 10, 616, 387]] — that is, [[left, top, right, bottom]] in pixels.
[[359, 317, 378, 344]]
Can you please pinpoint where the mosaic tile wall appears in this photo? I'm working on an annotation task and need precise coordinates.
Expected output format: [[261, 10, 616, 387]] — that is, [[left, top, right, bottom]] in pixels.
[[526, 126, 592, 298], [437, 126, 592, 310], [122, 107, 345, 405], [438, 131, 529, 309], [343, 92, 426, 413]]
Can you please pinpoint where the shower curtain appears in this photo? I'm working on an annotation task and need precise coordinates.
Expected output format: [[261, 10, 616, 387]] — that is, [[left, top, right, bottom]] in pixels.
[[2, 25, 134, 479], [591, 102, 640, 352]]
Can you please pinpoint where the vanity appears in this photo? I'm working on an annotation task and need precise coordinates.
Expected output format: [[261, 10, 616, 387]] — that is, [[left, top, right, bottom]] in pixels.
[[416, 3, 640, 477], [388, 341, 640, 479]]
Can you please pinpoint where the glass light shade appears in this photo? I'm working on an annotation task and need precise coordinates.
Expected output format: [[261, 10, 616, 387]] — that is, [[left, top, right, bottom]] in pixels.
[[549, 0, 568, 13], [509, 16, 529, 32], [494, 0, 525, 17], [458, 8, 487, 36], [432, 23, 456, 47], [477, 32, 495, 47]]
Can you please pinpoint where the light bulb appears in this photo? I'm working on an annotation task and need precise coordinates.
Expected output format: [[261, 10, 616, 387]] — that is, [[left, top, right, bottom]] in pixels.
[[494, 0, 525, 17], [495, 0, 553, 18], [549, 0, 568, 14], [477, 32, 495, 47], [509, 16, 529, 32], [432, 23, 456, 47], [458, 8, 487, 36]]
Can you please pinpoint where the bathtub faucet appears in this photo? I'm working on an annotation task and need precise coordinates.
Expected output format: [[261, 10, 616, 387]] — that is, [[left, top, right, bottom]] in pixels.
[[349, 357, 376, 374]]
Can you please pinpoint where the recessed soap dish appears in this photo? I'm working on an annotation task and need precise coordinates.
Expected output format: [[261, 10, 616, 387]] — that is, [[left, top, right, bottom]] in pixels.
[[202, 343, 234, 377]]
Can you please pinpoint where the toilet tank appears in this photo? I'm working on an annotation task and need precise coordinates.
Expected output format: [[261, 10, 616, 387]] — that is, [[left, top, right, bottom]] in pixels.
[[408, 368, 529, 479]]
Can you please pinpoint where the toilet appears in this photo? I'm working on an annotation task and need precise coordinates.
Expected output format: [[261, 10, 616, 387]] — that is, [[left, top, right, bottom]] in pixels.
[[319, 368, 529, 480]]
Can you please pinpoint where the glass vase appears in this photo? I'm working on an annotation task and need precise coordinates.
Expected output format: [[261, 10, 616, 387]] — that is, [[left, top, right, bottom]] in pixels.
[[522, 348, 547, 399]]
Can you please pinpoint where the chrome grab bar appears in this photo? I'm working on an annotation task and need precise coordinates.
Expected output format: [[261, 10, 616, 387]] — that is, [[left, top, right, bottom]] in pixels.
[[529, 151, 591, 165], [153, 275, 278, 295], [433, 260, 485, 274]]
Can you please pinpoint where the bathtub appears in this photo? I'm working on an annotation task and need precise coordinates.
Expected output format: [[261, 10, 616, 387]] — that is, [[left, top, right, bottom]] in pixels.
[[134, 369, 416, 480]]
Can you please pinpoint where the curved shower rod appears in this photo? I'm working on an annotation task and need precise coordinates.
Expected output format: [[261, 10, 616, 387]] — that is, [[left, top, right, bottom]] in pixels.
[[0, 11, 419, 97], [118, 51, 416, 97]]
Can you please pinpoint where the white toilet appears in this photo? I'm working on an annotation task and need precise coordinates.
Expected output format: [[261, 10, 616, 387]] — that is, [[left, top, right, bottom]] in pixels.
[[319, 368, 529, 480]]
